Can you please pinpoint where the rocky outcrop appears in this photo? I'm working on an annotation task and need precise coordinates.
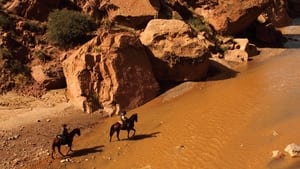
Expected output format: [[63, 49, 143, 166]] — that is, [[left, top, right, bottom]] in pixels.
[[210, 38, 259, 71], [31, 64, 66, 90], [4, 0, 62, 21], [223, 38, 250, 63], [108, 0, 160, 29], [63, 31, 159, 114], [266, 0, 292, 27], [194, 0, 271, 35], [140, 19, 211, 82]]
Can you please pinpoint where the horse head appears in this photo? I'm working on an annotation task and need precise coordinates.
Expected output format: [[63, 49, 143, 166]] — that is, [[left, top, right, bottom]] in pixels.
[[69, 128, 81, 137], [130, 113, 138, 123]]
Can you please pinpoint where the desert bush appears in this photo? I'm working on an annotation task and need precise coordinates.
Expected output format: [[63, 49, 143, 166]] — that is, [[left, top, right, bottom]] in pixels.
[[23, 20, 45, 33], [34, 50, 51, 62], [47, 9, 97, 46], [187, 16, 213, 34], [13, 73, 30, 88], [0, 11, 14, 30], [0, 47, 10, 59]]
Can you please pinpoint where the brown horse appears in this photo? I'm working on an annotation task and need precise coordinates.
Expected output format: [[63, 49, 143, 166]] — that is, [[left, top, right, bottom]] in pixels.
[[109, 113, 138, 142], [51, 128, 81, 159]]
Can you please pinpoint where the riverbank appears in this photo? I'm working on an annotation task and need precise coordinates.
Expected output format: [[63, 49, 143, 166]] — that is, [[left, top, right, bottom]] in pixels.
[[1, 46, 299, 169], [1, 22, 300, 169]]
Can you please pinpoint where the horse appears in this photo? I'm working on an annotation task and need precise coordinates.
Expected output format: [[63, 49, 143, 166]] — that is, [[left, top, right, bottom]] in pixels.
[[51, 128, 81, 159], [109, 113, 138, 142]]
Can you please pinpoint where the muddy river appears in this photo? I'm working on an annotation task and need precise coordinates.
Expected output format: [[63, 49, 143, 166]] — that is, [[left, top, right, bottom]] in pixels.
[[22, 19, 300, 169], [121, 22, 300, 169]]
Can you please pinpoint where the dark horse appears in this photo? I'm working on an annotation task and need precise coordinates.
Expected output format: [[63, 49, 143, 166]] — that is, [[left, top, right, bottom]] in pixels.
[[110, 113, 138, 142], [51, 128, 81, 159]]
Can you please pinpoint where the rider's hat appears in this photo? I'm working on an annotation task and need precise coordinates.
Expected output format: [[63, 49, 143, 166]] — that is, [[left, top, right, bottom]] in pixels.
[[121, 111, 126, 115], [62, 124, 67, 127]]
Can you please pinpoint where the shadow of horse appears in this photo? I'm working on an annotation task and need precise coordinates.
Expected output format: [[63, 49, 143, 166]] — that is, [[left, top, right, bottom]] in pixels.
[[70, 145, 104, 158], [129, 132, 160, 141]]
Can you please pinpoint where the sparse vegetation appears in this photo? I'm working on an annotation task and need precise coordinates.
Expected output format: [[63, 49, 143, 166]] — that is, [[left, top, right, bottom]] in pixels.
[[0, 47, 31, 93], [23, 20, 45, 33], [0, 47, 10, 59], [34, 50, 51, 62], [187, 16, 213, 35], [12, 73, 30, 88], [0, 11, 14, 30], [46, 9, 97, 46]]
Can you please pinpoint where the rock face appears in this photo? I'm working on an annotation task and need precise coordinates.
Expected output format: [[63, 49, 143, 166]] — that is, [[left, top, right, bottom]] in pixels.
[[31, 64, 66, 90], [4, 0, 62, 21], [267, 0, 292, 27], [194, 0, 271, 35], [108, 0, 161, 29], [63, 32, 159, 114], [140, 19, 211, 82]]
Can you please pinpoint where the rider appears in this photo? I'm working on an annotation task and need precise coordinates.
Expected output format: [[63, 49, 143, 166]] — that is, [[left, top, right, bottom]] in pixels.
[[59, 124, 69, 143], [120, 111, 128, 128]]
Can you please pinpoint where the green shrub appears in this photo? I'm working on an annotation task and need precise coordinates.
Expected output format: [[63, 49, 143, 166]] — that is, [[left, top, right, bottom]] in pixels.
[[0, 11, 14, 30], [23, 20, 45, 32], [0, 47, 10, 59], [47, 9, 97, 46], [187, 16, 213, 35]]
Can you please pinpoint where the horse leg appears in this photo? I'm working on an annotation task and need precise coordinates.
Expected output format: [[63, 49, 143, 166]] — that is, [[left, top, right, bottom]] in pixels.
[[66, 147, 71, 156], [51, 144, 56, 159], [57, 146, 65, 158], [127, 129, 130, 139], [66, 144, 72, 156], [128, 128, 136, 139], [117, 130, 120, 141], [51, 148, 55, 159], [110, 130, 114, 142], [132, 128, 136, 137]]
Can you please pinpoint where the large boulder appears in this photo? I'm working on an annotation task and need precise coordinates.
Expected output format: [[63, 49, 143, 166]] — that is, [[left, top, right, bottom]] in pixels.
[[194, 0, 271, 35], [63, 32, 159, 114], [139, 19, 211, 82], [108, 0, 161, 29], [31, 64, 66, 90]]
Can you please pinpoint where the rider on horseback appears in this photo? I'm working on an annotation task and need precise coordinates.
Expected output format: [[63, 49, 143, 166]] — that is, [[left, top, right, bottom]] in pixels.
[[120, 111, 128, 129], [59, 124, 69, 144]]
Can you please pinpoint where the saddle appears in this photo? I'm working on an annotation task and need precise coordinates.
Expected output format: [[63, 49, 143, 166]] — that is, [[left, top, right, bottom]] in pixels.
[[57, 135, 67, 144], [120, 120, 130, 129]]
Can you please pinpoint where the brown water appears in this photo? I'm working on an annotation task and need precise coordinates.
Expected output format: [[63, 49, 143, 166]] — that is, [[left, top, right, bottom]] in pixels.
[[36, 22, 300, 169], [149, 50, 300, 169], [84, 49, 300, 169]]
